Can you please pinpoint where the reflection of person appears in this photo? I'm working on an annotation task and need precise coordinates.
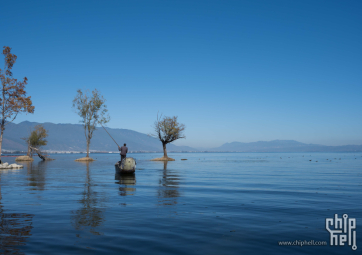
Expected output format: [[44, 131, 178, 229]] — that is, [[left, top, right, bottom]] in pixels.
[[118, 143, 128, 162]]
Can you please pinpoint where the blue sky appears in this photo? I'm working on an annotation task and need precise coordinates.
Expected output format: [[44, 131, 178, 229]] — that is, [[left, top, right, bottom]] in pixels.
[[1, 0, 361, 148]]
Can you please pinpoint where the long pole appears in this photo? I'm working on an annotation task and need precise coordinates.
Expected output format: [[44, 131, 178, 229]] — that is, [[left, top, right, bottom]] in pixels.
[[99, 123, 120, 147]]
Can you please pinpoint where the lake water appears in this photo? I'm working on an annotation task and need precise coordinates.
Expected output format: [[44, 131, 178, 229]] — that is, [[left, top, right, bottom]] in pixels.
[[0, 152, 361, 254]]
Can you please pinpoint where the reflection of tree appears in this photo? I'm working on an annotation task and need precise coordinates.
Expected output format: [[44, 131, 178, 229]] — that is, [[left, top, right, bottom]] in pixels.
[[157, 161, 180, 206], [115, 173, 136, 196], [71, 162, 105, 236], [26, 161, 47, 190], [0, 173, 33, 254]]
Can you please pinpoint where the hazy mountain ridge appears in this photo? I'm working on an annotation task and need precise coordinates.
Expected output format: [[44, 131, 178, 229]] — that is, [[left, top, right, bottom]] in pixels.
[[2, 122, 362, 152], [3, 121, 196, 152], [209, 140, 362, 152]]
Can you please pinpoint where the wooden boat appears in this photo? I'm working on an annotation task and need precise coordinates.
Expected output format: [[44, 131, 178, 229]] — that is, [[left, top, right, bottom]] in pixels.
[[115, 157, 136, 174]]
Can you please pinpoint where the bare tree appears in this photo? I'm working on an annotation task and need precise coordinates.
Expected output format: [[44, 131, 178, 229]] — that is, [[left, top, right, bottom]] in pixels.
[[73, 89, 109, 158], [0, 46, 34, 161], [150, 114, 185, 160]]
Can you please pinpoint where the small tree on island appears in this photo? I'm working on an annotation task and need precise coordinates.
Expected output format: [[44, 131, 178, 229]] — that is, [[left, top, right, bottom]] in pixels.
[[73, 89, 109, 160], [0, 46, 34, 161], [23, 125, 48, 157], [150, 114, 185, 161]]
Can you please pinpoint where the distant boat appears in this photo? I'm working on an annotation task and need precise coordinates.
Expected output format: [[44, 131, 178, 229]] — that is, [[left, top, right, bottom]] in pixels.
[[115, 157, 136, 174]]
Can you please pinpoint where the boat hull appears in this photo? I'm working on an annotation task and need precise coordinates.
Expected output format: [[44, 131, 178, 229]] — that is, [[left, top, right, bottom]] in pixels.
[[115, 157, 136, 174]]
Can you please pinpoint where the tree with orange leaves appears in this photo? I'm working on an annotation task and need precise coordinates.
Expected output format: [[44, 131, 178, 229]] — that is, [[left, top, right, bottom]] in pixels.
[[0, 46, 34, 161]]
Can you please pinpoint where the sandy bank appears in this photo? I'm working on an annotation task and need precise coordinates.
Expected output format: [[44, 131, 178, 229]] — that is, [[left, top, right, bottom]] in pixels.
[[15, 156, 34, 161], [75, 157, 95, 162], [151, 157, 175, 161]]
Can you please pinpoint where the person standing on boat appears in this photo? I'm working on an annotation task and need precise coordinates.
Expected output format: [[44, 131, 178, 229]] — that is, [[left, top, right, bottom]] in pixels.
[[118, 143, 128, 162]]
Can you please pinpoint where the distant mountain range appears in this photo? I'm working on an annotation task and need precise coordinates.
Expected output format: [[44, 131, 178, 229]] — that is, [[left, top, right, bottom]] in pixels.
[[209, 140, 362, 152], [2, 121, 362, 152], [2, 121, 195, 152]]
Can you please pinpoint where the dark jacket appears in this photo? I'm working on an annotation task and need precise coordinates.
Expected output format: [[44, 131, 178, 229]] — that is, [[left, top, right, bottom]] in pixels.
[[119, 146, 128, 156]]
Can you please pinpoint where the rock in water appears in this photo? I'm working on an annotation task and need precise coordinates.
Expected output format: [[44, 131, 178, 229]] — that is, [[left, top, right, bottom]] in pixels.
[[0, 162, 24, 169]]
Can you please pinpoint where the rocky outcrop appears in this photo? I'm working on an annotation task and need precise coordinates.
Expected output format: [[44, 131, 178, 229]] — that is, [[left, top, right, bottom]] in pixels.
[[0, 162, 24, 169]]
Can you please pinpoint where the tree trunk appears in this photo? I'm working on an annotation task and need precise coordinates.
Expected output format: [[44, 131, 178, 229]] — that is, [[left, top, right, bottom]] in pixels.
[[0, 129, 3, 161], [27, 143, 31, 156], [163, 143, 168, 158], [29, 146, 46, 161], [86, 139, 90, 158]]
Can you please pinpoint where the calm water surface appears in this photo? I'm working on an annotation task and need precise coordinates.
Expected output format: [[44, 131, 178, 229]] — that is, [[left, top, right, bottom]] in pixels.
[[0, 152, 361, 254]]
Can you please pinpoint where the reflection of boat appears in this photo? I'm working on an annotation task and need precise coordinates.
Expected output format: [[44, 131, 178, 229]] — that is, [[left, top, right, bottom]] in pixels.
[[115, 157, 136, 174], [115, 172, 136, 196], [115, 173, 136, 185]]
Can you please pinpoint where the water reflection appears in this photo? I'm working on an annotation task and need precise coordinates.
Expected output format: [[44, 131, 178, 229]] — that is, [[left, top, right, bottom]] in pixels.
[[115, 173, 136, 196], [157, 161, 180, 206], [0, 172, 33, 254], [71, 162, 105, 237], [26, 161, 47, 190]]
